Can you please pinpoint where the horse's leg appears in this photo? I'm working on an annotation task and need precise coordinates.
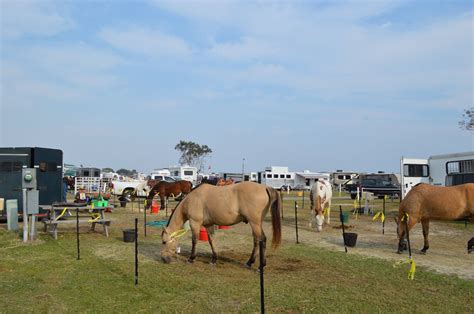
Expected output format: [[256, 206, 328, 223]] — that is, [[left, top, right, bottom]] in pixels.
[[206, 226, 218, 265], [326, 200, 332, 225], [160, 194, 165, 210], [245, 230, 258, 268], [248, 222, 267, 269], [397, 215, 418, 253], [187, 223, 200, 264], [309, 192, 314, 227], [420, 218, 430, 254]]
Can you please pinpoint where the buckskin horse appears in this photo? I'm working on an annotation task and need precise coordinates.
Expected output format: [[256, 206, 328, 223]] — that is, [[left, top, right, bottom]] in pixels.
[[309, 179, 333, 232], [160, 182, 282, 267], [397, 183, 474, 254], [145, 180, 193, 209]]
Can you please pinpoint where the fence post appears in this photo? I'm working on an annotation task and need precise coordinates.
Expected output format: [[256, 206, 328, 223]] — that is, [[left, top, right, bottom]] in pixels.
[[259, 240, 265, 314], [76, 208, 80, 260], [294, 201, 299, 244], [135, 218, 138, 285]]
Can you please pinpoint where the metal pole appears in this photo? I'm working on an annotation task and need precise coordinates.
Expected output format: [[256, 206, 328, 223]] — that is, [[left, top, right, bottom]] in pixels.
[[144, 201, 147, 237], [339, 205, 348, 253], [22, 189, 28, 243], [76, 208, 80, 260], [294, 201, 299, 244], [242, 158, 245, 182], [259, 240, 265, 314], [135, 218, 138, 285]]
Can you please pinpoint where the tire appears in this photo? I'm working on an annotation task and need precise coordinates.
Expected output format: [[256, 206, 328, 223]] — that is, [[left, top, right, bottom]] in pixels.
[[350, 194, 356, 200], [122, 189, 133, 202]]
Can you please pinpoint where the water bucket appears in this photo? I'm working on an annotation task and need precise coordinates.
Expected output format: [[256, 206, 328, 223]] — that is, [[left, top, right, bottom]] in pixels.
[[218, 225, 231, 230], [123, 229, 136, 243], [340, 212, 349, 224], [343, 232, 358, 247], [151, 201, 159, 214], [199, 227, 208, 241], [297, 191, 303, 197]]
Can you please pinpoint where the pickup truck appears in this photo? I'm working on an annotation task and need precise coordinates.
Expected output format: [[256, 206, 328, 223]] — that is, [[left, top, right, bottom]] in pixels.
[[345, 173, 401, 199], [111, 176, 177, 199]]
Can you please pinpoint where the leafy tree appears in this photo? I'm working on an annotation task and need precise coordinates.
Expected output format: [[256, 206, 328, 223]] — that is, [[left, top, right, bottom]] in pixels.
[[102, 167, 115, 173], [459, 107, 474, 131], [174, 140, 212, 172]]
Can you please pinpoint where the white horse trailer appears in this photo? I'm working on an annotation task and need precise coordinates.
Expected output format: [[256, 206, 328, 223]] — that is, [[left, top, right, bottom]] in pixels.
[[400, 151, 474, 198], [168, 166, 198, 185]]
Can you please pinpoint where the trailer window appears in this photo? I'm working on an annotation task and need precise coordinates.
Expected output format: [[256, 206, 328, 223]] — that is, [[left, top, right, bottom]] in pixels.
[[0, 161, 23, 172], [280, 174, 285, 178], [184, 170, 194, 176], [446, 173, 474, 186], [93, 170, 100, 177], [286, 174, 291, 179], [83, 170, 90, 177], [447, 160, 474, 174], [273, 174, 279, 179], [403, 164, 429, 177]]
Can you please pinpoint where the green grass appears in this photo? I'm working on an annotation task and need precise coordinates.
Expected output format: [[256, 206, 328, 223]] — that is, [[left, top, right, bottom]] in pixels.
[[1, 224, 473, 313]]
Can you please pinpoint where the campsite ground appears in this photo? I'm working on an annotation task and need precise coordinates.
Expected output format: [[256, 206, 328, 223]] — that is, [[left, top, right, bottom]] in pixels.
[[1, 192, 473, 312]]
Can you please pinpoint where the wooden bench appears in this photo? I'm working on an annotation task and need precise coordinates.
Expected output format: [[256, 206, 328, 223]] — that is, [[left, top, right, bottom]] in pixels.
[[41, 204, 111, 239], [42, 218, 111, 239]]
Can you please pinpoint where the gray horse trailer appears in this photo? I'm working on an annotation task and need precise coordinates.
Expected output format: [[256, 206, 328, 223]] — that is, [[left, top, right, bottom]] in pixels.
[[0, 147, 63, 215]]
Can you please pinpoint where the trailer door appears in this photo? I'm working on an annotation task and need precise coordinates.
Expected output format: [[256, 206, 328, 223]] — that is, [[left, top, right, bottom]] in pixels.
[[400, 157, 429, 199]]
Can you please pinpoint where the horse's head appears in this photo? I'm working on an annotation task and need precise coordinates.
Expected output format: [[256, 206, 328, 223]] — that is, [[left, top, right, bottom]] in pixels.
[[160, 228, 177, 263], [314, 212, 325, 232]]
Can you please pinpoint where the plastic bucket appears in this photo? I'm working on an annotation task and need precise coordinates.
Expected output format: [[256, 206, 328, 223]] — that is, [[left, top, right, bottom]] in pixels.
[[199, 227, 208, 241], [120, 200, 127, 208], [123, 229, 136, 243], [343, 232, 358, 247], [340, 212, 349, 224], [151, 201, 160, 214], [297, 191, 303, 197], [218, 225, 231, 230]]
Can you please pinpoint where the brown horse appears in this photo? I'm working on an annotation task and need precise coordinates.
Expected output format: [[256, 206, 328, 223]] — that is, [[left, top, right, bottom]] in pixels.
[[397, 183, 474, 254], [146, 180, 193, 209], [217, 178, 234, 186], [160, 182, 282, 267]]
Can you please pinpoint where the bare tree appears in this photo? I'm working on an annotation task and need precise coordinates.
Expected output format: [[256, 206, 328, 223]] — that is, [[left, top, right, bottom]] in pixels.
[[174, 140, 212, 172]]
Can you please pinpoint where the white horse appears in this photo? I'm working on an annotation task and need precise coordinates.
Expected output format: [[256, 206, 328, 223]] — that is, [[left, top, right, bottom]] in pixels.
[[309, 179, 333, 232]]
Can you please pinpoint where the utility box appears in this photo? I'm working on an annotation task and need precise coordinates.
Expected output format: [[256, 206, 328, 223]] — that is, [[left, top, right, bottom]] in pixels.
[[0, 147, 63, 215], [22, 168, 37, 189], [6, 199, 19, 231]]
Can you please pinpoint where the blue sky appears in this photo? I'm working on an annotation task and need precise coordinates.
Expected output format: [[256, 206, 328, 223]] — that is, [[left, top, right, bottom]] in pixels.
[[1, 0, 473, 174]]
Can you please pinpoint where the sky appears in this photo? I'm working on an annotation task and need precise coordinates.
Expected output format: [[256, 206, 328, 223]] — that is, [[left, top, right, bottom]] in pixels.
[[1, 0, 473, 174]]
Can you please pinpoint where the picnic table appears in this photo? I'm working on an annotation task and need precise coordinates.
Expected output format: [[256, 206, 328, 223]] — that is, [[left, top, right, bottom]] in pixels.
[[41, 202, 111, 239]]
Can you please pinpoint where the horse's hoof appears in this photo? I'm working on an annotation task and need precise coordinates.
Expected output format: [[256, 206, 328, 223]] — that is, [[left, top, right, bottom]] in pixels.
[[396, 250, 403, 254], [209, 261, 217, 266], [187, 259, 194, 264], [244, 263, 252, 269]]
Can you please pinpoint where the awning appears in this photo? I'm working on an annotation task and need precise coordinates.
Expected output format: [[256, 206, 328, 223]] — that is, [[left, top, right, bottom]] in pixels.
[[295, 172, 330, 179]]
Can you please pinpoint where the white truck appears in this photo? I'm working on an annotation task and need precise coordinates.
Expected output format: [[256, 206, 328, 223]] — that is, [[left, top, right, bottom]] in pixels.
[[111, 179, 148, 199], [400, 151, 474, 199]]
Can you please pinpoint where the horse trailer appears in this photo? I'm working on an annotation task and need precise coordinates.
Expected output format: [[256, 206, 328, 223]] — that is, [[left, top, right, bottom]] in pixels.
[[400, 151, 474, 198], [257, 166, 329, 190], [0, 147, 63, 215]]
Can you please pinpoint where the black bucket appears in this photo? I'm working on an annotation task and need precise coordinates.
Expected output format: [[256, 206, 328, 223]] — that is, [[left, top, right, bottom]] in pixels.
[[123, 229, 136, 243], [343, 232, 358, 247]]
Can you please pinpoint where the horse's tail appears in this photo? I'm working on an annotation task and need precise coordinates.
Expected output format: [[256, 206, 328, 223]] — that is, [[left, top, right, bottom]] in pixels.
[[266, 186, 282, 249]]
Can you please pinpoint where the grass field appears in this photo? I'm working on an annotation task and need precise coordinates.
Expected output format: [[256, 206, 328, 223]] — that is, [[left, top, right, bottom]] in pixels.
[[1, 192, 473, 312]]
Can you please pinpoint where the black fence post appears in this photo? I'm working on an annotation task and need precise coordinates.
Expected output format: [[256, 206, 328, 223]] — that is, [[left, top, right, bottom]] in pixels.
[[135, 218, 138, 285], [259, 240, 265, 314], [294, 201, 299, 244], [339, 205, 348, 253], [302, 190, 305, 209], [76, 208, 80, 260]]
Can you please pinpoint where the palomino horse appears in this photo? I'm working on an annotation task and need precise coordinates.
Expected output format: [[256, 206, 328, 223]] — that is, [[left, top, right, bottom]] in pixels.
[[309, 179, 333, 232], [397, 183, 474, 254], [217, 178, 234, 186], [160, 182, 282, 267], [145, 180, 193, 210]]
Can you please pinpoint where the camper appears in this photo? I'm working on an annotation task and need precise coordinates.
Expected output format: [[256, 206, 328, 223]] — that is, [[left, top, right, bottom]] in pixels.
[[220, 172, 257, 183], [331, 170, 359, 188], [400, 151, 474, 198], [258, 166, 329, 190], [168, 166, 198, 185]]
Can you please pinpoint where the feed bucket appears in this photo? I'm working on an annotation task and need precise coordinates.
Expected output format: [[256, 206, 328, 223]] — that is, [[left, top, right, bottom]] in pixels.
[[340, 212, 349, 224], [218, 225, 231, 230], [123, 229, 136, 243], [297, 191, 303, 197], [343, 232, 358, 247], [151, 201, 160, 214], [199, 227, 208, 241]]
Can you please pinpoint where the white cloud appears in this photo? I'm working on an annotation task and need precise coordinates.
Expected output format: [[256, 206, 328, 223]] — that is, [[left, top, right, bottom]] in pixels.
[[1, 1, 74, 39], [99, 26, 191, 57], [209, 37, 276, 61]]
